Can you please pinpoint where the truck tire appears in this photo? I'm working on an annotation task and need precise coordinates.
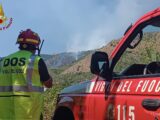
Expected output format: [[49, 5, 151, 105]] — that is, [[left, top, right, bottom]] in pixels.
[[53, 107, 74, 120]]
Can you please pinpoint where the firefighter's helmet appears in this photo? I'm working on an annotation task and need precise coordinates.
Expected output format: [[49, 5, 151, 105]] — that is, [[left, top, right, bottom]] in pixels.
[[17, 29, 41, 46]]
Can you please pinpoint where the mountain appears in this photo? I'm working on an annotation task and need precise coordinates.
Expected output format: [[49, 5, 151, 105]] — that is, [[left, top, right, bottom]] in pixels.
[[41, 51, 92, 68], [61, 39, 119, 74], [61, 32, 160, 74], [41, 54, 53, 61]]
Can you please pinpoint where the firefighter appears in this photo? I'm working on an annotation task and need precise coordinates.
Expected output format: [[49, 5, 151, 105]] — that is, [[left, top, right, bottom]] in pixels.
[[0, 29, 53, 120]]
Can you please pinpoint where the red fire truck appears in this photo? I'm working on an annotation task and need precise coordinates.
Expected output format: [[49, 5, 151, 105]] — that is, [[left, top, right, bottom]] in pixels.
[[53, 8, 160, 120]]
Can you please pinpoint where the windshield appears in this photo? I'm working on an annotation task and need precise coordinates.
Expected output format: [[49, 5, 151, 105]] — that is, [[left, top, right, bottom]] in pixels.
[[114, 23, 160, 76]]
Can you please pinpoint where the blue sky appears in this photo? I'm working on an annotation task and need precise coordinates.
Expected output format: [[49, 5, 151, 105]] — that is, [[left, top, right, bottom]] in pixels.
[[0, 0, 160, 56]]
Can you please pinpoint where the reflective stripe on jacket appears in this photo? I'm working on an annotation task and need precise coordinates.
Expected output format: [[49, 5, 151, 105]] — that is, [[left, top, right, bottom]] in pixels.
[[0, 50, 43, 120]]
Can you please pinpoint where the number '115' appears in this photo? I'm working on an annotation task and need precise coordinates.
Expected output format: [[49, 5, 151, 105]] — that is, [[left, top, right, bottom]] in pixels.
[[117, 105, 135, 120]]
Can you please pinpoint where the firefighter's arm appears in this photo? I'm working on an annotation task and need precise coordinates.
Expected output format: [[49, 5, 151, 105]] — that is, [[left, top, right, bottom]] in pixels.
[[38, 58, 53, 88]]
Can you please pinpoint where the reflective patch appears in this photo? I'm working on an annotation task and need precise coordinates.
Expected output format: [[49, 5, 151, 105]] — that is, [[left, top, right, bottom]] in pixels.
[[0, 86, 43, 92], [26, 55, 36, 92], [18, 38, 39, 44], [26, 39, 39, 44]]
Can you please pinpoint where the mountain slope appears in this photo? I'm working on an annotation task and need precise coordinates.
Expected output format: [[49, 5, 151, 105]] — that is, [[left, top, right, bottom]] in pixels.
[[61, 39, 119, 74], [62, 32, 160, 74], [42, 51, 92, 68]]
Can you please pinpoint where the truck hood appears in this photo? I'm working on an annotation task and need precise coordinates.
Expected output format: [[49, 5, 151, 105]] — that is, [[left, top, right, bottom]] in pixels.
[[60, 80, 95, 94]]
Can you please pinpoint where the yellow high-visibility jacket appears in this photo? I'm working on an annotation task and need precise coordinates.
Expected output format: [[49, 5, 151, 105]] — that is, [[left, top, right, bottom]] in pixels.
[[0, 50, 44, 120]]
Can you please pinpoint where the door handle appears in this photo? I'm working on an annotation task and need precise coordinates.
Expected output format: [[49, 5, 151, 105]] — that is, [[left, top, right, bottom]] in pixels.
[[142, 99, 160, 111]]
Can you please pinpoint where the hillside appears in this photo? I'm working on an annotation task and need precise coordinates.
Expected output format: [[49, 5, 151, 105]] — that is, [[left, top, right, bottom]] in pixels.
[[61, 39, 119, 74], [61, 32, 160, 74], [42, 51, 92, 68]]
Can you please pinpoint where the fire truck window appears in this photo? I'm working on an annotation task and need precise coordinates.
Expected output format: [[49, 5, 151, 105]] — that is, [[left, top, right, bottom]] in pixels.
[[114, 25, 160, 76], [120, 64, 146, 76]]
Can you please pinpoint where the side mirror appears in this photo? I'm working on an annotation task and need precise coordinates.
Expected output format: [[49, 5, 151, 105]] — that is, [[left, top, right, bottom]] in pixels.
[[90, 51, 110, 79]]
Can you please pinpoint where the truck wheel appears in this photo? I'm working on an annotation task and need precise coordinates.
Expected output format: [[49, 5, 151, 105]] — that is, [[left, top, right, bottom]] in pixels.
[[53, 107, 74, 120]]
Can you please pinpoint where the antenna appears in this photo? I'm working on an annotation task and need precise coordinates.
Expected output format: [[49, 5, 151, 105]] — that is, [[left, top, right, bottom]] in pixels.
[[38, 40, 44, 56]]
